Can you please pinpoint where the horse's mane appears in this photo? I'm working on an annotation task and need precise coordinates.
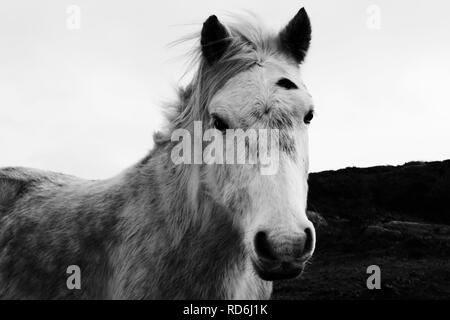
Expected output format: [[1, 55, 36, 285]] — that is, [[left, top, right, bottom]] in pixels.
[[153, 14, 282, 146]]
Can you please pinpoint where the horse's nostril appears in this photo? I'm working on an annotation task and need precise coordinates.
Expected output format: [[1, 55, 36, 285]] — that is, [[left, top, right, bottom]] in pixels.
[[254, 231, 278, 262], [303, 228, 313, 255]]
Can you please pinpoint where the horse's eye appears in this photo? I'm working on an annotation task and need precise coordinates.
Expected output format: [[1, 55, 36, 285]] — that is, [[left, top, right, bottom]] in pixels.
[[212, 115, 229, 132], [304, 110, 314, 124]]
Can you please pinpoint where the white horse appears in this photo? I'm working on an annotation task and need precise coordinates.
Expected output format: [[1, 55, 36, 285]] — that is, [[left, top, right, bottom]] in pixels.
[[0, 8, 315, 299]]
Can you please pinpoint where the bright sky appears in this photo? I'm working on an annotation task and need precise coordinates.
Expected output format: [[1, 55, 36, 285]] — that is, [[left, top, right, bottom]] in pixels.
[[0, 0, 449, 178]]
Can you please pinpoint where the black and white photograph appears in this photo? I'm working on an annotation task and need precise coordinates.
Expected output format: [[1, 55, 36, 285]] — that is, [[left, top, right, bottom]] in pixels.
[[0, 0, 449, 308]]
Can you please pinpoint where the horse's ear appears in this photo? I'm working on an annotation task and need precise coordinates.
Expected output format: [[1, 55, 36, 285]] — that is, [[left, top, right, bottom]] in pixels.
[[201, 15, 231, 65], [279, 8, 311, 64]]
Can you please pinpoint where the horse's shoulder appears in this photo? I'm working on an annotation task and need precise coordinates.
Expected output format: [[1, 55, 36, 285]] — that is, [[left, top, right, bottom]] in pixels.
[[0, 167, 80, 214], [0, 166, 39, 193], [0, 166, 70, 186]]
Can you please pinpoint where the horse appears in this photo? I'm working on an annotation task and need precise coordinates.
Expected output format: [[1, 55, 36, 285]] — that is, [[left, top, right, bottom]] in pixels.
[[0, 7, 316, 299]]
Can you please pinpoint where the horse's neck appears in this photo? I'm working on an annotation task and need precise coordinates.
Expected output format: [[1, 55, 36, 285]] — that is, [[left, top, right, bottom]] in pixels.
[[129, 145, 252, 298]]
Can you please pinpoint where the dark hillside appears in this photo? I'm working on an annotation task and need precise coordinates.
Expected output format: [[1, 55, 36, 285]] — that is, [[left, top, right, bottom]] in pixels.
[[274, 160, 450, 300], [308, 160, 450, 224]]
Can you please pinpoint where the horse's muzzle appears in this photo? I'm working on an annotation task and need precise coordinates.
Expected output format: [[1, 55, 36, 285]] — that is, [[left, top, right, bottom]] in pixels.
[[251, 228, 314, 281], [252, 259, 305, 281]]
